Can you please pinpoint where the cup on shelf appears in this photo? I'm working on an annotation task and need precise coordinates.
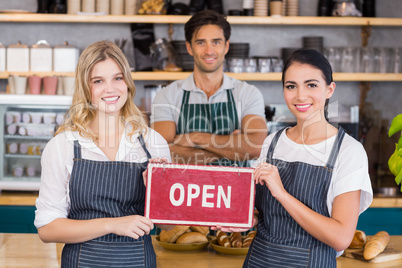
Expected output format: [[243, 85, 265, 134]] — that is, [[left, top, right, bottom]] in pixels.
[[324, 47, 342, 73], [271, 58, 284, 72], [62, 76, 76, 96], [19, 142, 29, 154], [28, 75, 42, 94], [12, 165, 24, 177], [26, 165, 37, 177], [340, 47, 357, 73], [6, 124, 18, 135], [43, 76, 58, 95], [244, 58, 257, 73], [257, 57, 272, 73], [5, 111, 21, 125], [228, 58, 244, 73], [43, 112, 56, 124], [13, 76, 28, 95], [7, 75, 16, 94], [359, 47, 374, 73], [270, 0, 283, 17], [389, 47, 401, 73], [6, 141, 18, 154]]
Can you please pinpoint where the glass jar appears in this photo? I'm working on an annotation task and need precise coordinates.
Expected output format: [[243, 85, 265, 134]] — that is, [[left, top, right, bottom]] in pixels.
[[149, 38, 182, 72]]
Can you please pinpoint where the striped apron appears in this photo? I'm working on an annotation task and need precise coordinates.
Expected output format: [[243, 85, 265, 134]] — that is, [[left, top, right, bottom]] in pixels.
[[243, 127, 346, 268], [61, 134, 156, 268], [176, 89, 248, 167]]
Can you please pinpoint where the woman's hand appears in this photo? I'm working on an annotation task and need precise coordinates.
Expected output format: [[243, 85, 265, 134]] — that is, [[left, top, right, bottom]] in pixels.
[[253, 162, 286, 199], [108, 215, 154, 240], [142, 157, 170, 186], [211, 225, 251, 233]]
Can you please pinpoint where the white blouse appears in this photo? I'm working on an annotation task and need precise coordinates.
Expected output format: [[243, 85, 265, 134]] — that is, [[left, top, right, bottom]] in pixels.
[[34, 127, 171, 228], [255, 129, 373, 216]]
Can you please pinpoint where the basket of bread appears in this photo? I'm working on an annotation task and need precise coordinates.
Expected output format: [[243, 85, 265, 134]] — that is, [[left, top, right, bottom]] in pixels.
[[156, 225, 210, 251], [209, 230, 257, 255], [343, 230, 402, 263]]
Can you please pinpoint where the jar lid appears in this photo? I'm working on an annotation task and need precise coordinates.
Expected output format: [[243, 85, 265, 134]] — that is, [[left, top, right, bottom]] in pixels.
[[8, 41, 28, 48], [54, 41, 74, 48], [32, 40, 51, 48]]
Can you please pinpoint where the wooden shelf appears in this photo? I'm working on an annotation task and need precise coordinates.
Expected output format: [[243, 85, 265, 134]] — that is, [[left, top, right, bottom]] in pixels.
[[0, 14, 402, 26], [2, 71, 402, 82]]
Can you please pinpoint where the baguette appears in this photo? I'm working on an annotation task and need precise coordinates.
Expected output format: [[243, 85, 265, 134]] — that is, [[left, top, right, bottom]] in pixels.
[[230, 232, 243, 248], [363, 231, 390, 260], [176, 232, 208, 244], [190, 226, 210, 236], [159, 226, 190, 243], [348, 230, 366, 249], [242, 230, 257, 248], [216, 230, 231, 247]]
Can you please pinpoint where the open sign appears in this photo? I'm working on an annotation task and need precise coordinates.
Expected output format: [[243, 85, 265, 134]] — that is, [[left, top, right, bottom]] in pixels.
[[145, 163, 255, 228]]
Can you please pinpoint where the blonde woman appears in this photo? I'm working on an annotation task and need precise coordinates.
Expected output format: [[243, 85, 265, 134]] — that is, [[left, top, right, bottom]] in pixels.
[[34, 40, 170, 267]]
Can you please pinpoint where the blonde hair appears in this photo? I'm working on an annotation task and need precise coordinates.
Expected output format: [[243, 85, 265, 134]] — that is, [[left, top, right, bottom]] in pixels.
[[55, 40, 148, 141]]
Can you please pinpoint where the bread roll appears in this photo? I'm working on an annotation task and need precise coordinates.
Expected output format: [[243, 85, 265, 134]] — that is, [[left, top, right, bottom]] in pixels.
[[363, 231, 390, 260], [230, 232, 242, 248], [242, 230, 257, 248], [348, 230, 366, 249], [216, 230, 231, 247], [176, 232, 209, 244], [190, 226, 210, 236], [159, 226, 190, 243]]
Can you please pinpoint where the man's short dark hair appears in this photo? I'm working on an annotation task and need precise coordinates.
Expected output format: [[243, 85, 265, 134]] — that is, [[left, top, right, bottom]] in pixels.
[[184, 10, 231, 43]]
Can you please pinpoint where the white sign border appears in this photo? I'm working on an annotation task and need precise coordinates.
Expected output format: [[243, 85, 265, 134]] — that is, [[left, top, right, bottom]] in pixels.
[[145, 163, 255, 228]]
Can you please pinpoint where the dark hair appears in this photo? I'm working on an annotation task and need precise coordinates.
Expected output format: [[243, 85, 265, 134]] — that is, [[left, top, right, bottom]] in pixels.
[[184, 10, 231, 43], [281, 49, 333, 121], [281, 49, 333, 86]]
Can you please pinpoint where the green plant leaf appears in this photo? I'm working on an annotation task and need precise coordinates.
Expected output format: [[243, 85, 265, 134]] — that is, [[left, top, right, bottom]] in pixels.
[[396, 169, 402, 185], [389, 144, 399, 176], [389, 114, 402, 137], [398, 135, 402, 150]]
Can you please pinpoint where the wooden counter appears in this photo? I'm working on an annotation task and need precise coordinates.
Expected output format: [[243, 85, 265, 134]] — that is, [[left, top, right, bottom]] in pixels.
[[1, 234, 402, 267]]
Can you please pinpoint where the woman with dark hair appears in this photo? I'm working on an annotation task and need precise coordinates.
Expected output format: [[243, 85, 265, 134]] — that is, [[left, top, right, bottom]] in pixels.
[[218, 49, 373, 267]]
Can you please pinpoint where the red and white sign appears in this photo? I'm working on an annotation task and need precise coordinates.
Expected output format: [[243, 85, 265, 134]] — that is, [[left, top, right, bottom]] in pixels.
[[145, 163, 255, 228]]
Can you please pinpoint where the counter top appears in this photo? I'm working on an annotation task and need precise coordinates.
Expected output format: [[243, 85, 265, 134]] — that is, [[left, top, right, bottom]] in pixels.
[[0, 234, 402, 267], [2, 191, 402, 208]]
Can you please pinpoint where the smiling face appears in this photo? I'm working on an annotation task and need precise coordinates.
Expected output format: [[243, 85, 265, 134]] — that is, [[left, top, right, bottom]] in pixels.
[[283, 62, 335, 123], [186, 24, 229, 74], [90, 58, 128, 116]]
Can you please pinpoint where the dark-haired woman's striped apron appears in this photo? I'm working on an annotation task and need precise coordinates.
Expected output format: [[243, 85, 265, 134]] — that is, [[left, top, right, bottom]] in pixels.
[[176, 89, 248, 167], [61, 134, 156, 268], [244, 128, 346, 268]]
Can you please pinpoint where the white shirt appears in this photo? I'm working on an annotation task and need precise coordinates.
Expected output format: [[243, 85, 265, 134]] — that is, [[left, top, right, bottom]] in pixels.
[[256, 129, 373, 216], [150, 73, 266, 126], [34, 127, 171, 228], [255, 129, 373, 257]]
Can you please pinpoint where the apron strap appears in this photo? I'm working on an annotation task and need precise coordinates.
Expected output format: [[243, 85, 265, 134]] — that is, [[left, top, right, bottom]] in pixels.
[[177, 90, 190, 134], [180, 90, 190, 108], [225, 89, 239, 130], [326, 127, 346, 169], [138, 134, 152, 159], [73, 140, 82, 159], [266, 127, 287, 160]]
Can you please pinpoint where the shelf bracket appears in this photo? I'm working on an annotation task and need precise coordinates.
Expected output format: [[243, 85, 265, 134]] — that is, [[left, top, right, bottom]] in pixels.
[[359, 81, 371, 119], [361, 24, 372, 47], [168, 23, 174, 41]]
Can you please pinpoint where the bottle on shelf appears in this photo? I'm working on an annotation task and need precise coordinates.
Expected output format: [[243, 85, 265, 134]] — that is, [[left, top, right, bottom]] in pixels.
[[49, 0, 67, 14]]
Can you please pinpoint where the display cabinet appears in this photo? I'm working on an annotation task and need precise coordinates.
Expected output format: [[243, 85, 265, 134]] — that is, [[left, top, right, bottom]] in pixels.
[[0, 95, 71, 191]]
